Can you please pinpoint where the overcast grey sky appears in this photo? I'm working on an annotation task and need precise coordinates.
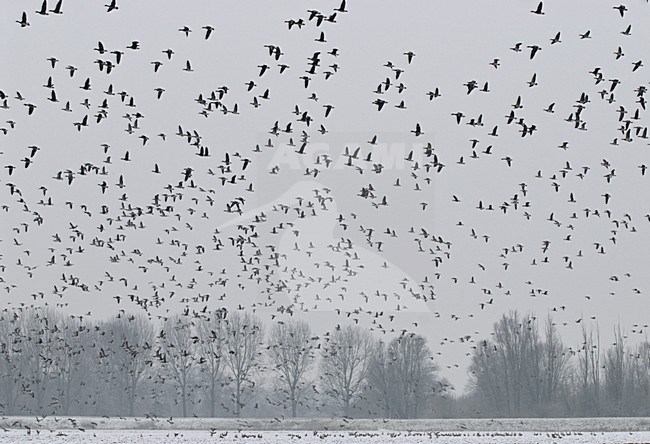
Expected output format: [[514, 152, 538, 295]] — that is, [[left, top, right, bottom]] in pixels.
[[2, 0, 650, 392]]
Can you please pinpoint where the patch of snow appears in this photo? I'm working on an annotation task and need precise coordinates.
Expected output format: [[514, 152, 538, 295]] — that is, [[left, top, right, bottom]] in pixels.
[[1, 416, 650, 433], [0, 429, 650, 443]]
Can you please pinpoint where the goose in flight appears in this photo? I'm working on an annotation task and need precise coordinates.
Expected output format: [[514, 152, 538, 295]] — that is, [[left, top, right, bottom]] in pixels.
[[105, 0, 118, 12], [36, 1, 49, 16], [426, 88, 441, 100], [203, 25, 214, 40], [531, 2, 544, 15], [334, 0, 347, 13], [528, 45, 542, 59], [550, 32, 561, 44], [17, 12, 30, 27], [613, 4, 628, 17], [411, 123, 423, 136], [50, 0, 63, 14]]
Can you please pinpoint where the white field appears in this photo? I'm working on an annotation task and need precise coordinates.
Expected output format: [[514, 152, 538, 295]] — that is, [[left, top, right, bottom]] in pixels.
[[1, 429, 650, 443], [2, 416, 650, 432], [1, 417, 650, 443]]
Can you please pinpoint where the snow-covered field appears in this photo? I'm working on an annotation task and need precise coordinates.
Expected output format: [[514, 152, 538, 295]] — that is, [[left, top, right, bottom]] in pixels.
[[1, 417, 650, 443], [1, 429, 650, 443], [2, 416, 650, 432]]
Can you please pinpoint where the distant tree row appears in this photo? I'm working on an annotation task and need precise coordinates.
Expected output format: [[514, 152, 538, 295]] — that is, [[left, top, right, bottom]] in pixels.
[[466, 310, 650, 417], [0, 307, 450, 419], [4, 307, 644, 419]]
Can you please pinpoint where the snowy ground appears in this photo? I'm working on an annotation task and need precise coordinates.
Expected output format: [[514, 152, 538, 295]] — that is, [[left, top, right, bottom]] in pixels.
[[1, 417, 649, 443], [1, 416, 650, 432], [1, 429, 650, 443]]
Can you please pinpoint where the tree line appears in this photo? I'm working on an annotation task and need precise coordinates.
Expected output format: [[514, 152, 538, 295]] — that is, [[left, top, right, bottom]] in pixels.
[[0, 307, 449, 419], [1, 306, 647, 419], [465, 310, 650, 417]]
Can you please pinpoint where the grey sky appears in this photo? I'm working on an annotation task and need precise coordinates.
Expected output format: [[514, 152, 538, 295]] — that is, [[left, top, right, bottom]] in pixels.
[[2, 0, 650, 392]]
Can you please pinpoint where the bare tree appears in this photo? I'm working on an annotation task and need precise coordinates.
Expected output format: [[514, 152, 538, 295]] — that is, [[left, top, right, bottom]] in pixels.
[[468, 338, 505, 414], [540, 316, 571, 413], [469, 311, 556, 416], [603, 323, 626, 413], [625, 340, 650, 415], [368, 334, 445, 418], [386, 333, 441, 418], [20, 308, 56, 413], [577, 322, 601, 415], [367, 339, 392, 417], [50, 313, 91, 415], [195, 310, 227, 417], [268, 319, 315, 417], [159, 314, 195, 417], [105, 314, 154, 416], [320, 325, 373, 417], [224, 311, 264, 417], [0, 310, 27, 414]]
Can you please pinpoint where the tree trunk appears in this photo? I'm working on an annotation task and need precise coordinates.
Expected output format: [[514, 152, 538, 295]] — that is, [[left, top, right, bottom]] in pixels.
[[209, 383, 215, 417], [235, 380, 241, 417], [181, 384, 187, 417], [129, 386, 135, 417], [289, 385, 297, 417]]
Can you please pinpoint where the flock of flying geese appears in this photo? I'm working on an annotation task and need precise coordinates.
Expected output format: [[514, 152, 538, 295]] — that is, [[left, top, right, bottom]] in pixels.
[[2, 0, 650, 394]]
